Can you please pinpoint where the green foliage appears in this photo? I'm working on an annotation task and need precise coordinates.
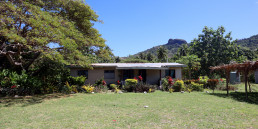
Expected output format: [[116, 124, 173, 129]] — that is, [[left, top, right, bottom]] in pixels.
[[176, 55, 201, 79], [207, 79, 219, 92], [190, 82, 204, 92], [161, 78, 169, 91], [157, 46, 168, 62], [0, 69, 42, 96], [62, 82, 72, 94], [190, 26, 241, 75], [81, 85, 94, 93], [94, 78, 104, 86], [110, 84, 118, 89], [173, 80, 185, 92], [198, 76, 209, 87], [146, 52, 156, 62], [31, 57, 70, 93], [69, 76, 86, 86], [120, 58, 149, 63], [0, 0, 113, 70], [124, 79, 138, 92], [135, 83, 156, 93], [236, 34, 258, 51], [169, 88, 174, 93]]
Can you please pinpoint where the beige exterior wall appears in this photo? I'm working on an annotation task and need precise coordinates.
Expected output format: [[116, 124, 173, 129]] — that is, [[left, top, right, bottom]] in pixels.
[[70, 67, 119, 85], [146, 70, 160, 85], [70, 67, 183, 85]]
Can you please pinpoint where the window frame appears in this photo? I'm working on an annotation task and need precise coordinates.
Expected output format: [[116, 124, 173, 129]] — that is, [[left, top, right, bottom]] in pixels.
[[77, 70, 88, 78], [165, 69, 176, 78], [104, 70, 115, 79]]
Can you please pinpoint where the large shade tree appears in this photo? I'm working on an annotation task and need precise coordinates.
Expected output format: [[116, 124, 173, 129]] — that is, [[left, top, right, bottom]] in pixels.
[[190, 26, 240, 75], [0, 0, 113, 72]]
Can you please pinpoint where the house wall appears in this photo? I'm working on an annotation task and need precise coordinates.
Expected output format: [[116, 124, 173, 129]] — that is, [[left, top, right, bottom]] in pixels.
[[146, 70, 161, 85], [70, 67, 183, 85], [70, 67, 119, 84]]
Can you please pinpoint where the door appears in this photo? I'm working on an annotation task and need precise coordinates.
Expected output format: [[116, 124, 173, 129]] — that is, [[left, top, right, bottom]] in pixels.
[[123, 70, 134, 80], [138, 69, 146, 82]]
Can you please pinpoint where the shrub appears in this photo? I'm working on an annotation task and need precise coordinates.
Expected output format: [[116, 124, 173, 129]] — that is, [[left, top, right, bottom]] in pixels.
[[114, 88, 120, 93], [207, 79, 219, 92], [62, 82, 72, 94], [191, 82, 204, 91], [125, 79, 138, 86], [161, 78, 169, 91], [69, 76, 86, 86], [184, 80, 192, 85], [198, 76, 209, 88], [94, 85, 108, 93], [110, 84, 118, 89], [135, 83, 156, 93], [173, 80, 185, 92], [0, 69, 42, 96], [169, 88, 174, 93], [82, 85, 94, 93], [124, 79, 138, 92], [32, 57, 70, 93], [95, 78, 104, 86]]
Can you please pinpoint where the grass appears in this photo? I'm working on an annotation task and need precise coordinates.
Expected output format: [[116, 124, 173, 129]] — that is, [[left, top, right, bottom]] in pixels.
[[0, 83, 258, 128]]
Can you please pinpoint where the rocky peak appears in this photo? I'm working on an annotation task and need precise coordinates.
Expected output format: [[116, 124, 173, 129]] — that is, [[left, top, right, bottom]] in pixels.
[[166, 39, 187, 45]]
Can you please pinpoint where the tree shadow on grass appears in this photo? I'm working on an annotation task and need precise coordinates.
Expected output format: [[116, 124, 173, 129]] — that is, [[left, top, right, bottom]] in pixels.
[[207, 92, 258, 105], [0, 93, 71, 107]]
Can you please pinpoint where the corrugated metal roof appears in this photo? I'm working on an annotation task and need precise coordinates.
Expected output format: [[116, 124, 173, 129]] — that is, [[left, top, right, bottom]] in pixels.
[[90, 63, 186, 69]]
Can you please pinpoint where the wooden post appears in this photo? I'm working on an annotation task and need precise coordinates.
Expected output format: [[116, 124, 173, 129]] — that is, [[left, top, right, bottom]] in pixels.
[[244, 72, 248, 100], [226, 70, 229, 96]]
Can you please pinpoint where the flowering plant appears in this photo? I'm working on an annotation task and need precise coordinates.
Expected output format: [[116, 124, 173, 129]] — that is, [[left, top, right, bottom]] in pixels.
[[134, 77, 138, 80], [102, 80, 106, 85], [138, 75, 143, 81], [168, 77, 173, 85], [11, 85, 17, 89]]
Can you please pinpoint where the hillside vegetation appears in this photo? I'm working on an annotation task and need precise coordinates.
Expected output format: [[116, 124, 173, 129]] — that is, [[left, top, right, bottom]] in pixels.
[[135, 39, 187, 58], [236, 34, 258, 50]]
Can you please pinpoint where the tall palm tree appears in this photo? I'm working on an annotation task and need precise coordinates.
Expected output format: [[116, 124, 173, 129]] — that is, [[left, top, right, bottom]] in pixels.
[[157, 46, 168, 62]]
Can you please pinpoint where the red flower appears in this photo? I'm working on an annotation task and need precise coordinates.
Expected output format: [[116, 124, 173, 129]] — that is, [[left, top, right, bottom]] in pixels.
[[117, 80, 120, 85], [198, 78, 200, 81], [138, 75, 143, 81], [113, 120, 116, 122], [220, 78, 223, 82], [134, 77, 138, 80], [102, 80, 106, 85], [168, 77, 173, 85], [11, 85, 16, 89]]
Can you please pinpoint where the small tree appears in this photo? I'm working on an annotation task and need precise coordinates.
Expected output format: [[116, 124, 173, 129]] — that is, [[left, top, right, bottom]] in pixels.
[[176, 55, 201, 79]]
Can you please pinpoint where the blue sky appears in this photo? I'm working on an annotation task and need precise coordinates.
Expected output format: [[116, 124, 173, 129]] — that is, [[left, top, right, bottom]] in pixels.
[[86, 0, 258, 57]]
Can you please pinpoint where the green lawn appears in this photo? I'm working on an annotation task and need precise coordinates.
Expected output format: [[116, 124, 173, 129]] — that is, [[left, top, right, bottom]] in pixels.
[[0, 83, 258, 128]]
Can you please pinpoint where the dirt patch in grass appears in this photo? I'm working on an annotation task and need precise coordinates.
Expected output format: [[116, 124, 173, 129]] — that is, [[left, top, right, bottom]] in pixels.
[[0, 93, 72, 107]]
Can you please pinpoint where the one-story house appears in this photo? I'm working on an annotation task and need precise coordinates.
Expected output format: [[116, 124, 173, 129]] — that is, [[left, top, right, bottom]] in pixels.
[[69, 63, 186, 85]]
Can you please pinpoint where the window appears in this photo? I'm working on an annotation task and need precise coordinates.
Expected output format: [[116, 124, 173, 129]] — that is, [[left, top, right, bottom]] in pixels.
[[165, 69, 175, 78], [104, 70, 115, 79], [78, 70, 88, 78]]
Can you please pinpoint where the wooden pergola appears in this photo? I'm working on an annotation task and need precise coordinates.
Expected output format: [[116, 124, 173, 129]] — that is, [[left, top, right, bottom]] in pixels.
[[210, 60, 258, 99]]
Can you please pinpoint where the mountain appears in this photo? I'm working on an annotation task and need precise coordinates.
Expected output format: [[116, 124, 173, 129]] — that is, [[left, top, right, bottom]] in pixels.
[[135, 39, 187, 57], [236, 34, 258, 50]]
